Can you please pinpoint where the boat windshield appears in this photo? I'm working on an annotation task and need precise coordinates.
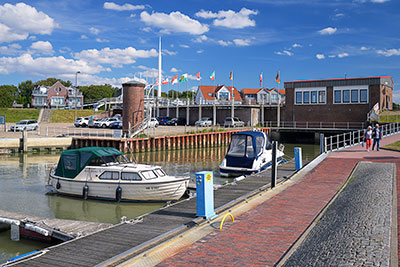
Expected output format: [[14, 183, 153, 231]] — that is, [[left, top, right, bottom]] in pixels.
[[227, 134, 257, 158], [87, 154, 130, 166]]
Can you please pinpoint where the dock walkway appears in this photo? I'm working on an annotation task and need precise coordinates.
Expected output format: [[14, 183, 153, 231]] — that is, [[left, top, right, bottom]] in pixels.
[[11, 159, 299, 266], [156, 133, 400, 266]]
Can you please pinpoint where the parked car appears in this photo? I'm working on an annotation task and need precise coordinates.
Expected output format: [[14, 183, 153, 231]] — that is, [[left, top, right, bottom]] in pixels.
[[195, 117, 212, 127], [74, 117, 90, 127], [224, 117, 245, 128], [109, 120, 122, 129], [10, 120, 38, 131], [166, 117, 186, 126], [157, 116, 172, 125], [95, 118, 119, 128], [148, 118, 159, 128], [88, 118, 101, 128]]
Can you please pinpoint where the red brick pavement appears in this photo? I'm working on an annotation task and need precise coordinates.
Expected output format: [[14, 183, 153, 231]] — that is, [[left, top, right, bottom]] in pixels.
[[157, 133, 400, 267]]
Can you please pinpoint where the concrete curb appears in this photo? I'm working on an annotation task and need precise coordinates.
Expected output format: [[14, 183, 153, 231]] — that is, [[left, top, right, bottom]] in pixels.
[[390, 163, 398, 267]]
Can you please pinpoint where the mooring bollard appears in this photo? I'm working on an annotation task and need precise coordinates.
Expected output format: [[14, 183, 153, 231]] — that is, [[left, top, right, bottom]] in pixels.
[[271, 141, 277, 188], [195, 171, 216, 219], [295, 147, 303, 170]]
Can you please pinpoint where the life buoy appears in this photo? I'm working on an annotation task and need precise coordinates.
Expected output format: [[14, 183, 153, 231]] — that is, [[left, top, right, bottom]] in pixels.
[[56, 180, 61, 189], [82, 185, 89, 200], [116, 186, 122, 202]]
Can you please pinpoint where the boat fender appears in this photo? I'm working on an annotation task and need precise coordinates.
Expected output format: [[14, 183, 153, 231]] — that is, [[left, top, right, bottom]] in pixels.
[[116, 186, 122, 202], [56, 180, 61, 189], [82, 185, 89, 200]]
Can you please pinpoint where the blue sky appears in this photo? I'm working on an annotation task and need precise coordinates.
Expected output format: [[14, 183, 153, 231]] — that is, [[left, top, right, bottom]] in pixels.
[[0, 0, 400, 102]]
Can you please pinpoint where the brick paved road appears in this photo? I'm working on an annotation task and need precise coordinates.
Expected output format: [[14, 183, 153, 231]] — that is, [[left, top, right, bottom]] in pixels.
[[283, 162, 393, 266]]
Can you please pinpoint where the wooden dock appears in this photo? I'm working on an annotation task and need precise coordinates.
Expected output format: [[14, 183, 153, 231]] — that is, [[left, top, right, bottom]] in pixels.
[[10, 160, 302, 267], [0, 210, 112, 242]]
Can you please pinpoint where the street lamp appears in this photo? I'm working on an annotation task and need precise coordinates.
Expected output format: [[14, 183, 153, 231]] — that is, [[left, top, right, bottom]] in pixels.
[[75, 71, 81, 121]]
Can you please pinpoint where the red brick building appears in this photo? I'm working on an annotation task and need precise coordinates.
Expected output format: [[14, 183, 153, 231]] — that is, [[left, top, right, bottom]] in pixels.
[[31, 81, 83, 109], [283, 76, 393, 123]]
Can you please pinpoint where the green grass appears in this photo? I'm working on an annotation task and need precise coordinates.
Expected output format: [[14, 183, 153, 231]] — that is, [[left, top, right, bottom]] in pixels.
[[51, 109, 100, 123], [0, 108, 40, 123], [383, 140, 400, 151], [379, 110, 400, 123]]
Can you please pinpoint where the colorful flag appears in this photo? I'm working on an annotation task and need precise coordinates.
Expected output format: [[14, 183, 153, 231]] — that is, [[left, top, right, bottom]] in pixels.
[[195, 72, 201, 80], [259, 72, 263, 87], [162, 78, 169, 85], [210, 71, 215, 81], [229, 72, 233, 81], [275, 71, 280, 84], [373, 102, 379, 112], [179, 73, 188, 82], [171, 75, 178, 84]]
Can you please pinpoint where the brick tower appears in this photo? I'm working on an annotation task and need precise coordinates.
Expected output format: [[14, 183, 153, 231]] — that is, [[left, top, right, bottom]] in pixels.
[[122, 81, 145, 136]]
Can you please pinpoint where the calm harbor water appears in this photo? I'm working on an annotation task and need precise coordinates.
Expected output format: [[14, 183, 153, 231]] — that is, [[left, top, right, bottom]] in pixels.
[[0, 143, 319, 263]]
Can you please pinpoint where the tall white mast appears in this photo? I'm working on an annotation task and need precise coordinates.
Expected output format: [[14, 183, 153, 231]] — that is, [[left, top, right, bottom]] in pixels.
[[157, 36, 162, 98]]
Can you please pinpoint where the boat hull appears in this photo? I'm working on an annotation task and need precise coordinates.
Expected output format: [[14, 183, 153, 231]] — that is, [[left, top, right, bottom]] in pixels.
[[220, 157, 285, 177], [48, 174, 189, 202]]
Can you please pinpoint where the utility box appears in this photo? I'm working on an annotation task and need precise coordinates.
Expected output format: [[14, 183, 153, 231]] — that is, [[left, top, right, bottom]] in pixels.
[[295, 147, 303, 170], [196, 171, 216, 219]]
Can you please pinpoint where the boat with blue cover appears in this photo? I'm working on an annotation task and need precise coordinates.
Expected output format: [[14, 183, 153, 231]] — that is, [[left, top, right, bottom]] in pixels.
[[219, 131, 284, 177], [47, 147, 189, 202]]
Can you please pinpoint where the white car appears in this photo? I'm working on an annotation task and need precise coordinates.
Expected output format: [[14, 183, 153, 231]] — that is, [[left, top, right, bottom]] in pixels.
[[10, 120, 39, 131], [95, 118, 119, 128], [148, 118, 159, 128], [74, 117, 90, 127], [195, 118, 212, 127]]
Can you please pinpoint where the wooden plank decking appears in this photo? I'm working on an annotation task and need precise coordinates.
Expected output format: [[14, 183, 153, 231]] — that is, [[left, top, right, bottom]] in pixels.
[[12, 160, 301, 267]]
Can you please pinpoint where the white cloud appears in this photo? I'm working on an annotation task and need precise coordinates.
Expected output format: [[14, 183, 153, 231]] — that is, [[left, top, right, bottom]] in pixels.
[[360, 46, 369, 51], [338, 52, 349, 58], [316, 54, 325, 59], [0, 3, 57, 43], [103, 2, 145, 11], [89, 27, 100, 35], [136, 65, 158, 78], [218, 40, 232, 46], [233, 39, 251, 46], [195, 8, 258, 29], [292, 43, 302, 48], [197, 49, 204, 54], [80, 34, 88, 39], [30, 41, 53, 55], [392, 89, 400, 104], [377, 48, 400, 57], [0, 43, 22, 55], [140, 11, 209, 35], [371, 0, 390, 2], [180, 44, 190, 48], [192, 35, 208, 43], [328, 55, 336, 58], [96, 38, 110, 43], [170, 67, 180, 73], [0, 53, 105, 75], [142, 27, 152, 32], [318, 27, 337, 35], [28, 35, 36, 40], [74, 47, 157, 67], [163, 49, 177, 56], [275, 50, 293, 56]]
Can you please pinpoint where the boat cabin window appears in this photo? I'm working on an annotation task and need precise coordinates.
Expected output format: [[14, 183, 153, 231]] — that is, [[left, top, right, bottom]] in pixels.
[[246, 136, 254, 158], [99, 171, 119, 180], [63, 155, 77, 170], [121, 172, 142, 181], [154, 169, 166, 177], [255, 136, 264, 155], [141, 170, 158, 180], [87, 154, 129, 166], [227, 135, 246, 157]]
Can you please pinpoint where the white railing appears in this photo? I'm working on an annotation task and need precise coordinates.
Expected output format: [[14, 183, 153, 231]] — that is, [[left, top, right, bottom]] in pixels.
[[264, 121, 366, 129], [323, 122, 400, 153]]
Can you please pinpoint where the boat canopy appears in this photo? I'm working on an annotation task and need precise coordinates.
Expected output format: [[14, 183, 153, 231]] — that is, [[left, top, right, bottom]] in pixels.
[[225, 131, 268, 168], [55, 147, 124, 178]]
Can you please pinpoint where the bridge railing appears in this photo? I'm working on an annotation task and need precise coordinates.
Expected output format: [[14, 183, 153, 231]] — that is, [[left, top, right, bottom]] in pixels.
[[264, 121, 366, 129], [323, 122, 400, 153]]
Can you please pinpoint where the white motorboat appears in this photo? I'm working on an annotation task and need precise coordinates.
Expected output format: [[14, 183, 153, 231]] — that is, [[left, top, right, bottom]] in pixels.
[[219, 131, 285, 177], [47, 147, 190, 202]]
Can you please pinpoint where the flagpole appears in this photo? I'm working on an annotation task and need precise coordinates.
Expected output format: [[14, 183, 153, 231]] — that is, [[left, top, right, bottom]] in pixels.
[[231, 71, 234, 118]]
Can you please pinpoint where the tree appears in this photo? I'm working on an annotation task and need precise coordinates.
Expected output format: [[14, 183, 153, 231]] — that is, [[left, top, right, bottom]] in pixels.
[[79, 84, 114, 103], [18, 80, 34, 107], [34, 78, 72, 87], [0, 85, 18, 108]]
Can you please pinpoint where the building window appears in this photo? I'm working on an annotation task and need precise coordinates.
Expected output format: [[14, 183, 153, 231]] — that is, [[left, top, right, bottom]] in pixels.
[[295, 87, 326, 105], [351, 90, 358, 103], [334, 86, 368, 104], [296, 92, 302, 104]]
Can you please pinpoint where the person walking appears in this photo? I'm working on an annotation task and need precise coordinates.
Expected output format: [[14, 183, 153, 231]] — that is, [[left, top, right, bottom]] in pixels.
[[364, 126, 373, 152], [372, 124, 382, 151]]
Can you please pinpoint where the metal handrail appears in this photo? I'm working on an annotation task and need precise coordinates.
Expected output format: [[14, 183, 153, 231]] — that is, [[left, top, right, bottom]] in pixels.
[[323, 122, 400, 153], [264, 121, 366, 129]]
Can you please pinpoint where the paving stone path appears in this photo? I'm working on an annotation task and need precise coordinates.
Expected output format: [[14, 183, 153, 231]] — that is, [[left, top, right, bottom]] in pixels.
[[283, 161, 394, 267]]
